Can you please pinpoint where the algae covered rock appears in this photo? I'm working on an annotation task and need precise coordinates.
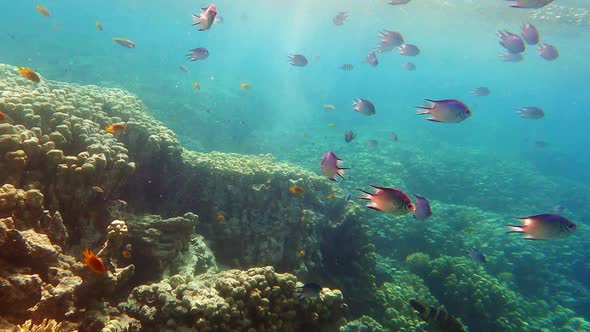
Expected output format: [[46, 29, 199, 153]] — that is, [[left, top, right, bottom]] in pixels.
[[125, 212, 217, 281]]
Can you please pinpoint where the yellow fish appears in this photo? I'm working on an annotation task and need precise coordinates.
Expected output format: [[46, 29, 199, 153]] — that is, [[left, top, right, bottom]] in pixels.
[[289, 185, 304, 195], [240, 83, 251, 89], [327, 193, 337, 200], [35, 4, 50, 17], [96, 21, 103, 31], [17, 67, 41, 83], [105, 123, 126, 134], [328, 123, 336, 128], [193, 82, 201, 90]]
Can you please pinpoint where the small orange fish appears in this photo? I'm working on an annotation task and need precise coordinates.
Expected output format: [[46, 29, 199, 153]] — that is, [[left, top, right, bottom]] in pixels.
[[193, 82, 201, 90], [112, 38, 135, 48], [0, 112, 5, 122], [83, 248, 106, 274], [297, 250, 305, 257], [122, 244, 132, 258], [217, 214, 225, 221], [96, 21, 103, 31], [327, 193, 337, 200], [105, 123, 126, 134], [35, 4, 50, 17], [17, 67, 41, 83], [240, 83, 251, 89], [289, 185, 304, 195]]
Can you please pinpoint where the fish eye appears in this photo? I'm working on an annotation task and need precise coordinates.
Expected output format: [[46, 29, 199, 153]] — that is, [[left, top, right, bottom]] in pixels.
[[408, 203, 415, 211]]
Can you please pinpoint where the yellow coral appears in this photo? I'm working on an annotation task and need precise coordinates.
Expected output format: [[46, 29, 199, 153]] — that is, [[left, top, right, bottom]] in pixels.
[[17, 319, 63, 332]]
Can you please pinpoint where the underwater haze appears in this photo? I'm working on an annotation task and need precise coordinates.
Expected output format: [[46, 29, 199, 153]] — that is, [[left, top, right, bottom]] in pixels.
[[2, 0, 590, 331]]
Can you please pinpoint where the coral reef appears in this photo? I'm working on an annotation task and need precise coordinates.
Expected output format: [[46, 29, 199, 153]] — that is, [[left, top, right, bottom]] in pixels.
[[319, 204, 380, 317], [0, 64, 359, 330], [0, 213, 135, 330], [121, 266, 347, 331], [375, 270, 436, 332]]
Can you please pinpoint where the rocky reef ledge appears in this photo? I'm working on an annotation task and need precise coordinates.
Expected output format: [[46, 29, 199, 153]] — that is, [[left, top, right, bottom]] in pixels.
[[0, 64, 377, 331]]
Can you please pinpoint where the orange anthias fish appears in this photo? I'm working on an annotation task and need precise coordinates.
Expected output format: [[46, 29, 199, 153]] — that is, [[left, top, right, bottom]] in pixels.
[[112, 38, 135, 48], [105, 123, 126, 134], [35, 4, 50, 17], [83, 249, 106, 273], [17, 67, 41, 83], [96, 21, 103, 31], [289, 185, 305, 195], [240, 83, 251, 90], [217, 214, 225, 221]]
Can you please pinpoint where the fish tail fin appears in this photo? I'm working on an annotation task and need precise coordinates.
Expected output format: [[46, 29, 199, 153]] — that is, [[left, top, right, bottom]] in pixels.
[[192, 14, 202, 26], [357, 189, 372, 200], [416, 107, 431, 115], [506, 225, 524, 233], [523, 235, 542, 240], [357, 188, 372, 196]]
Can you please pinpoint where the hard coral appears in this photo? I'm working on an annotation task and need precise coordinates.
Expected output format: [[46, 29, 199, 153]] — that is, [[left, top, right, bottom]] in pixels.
[[122, 266, 347, 331]]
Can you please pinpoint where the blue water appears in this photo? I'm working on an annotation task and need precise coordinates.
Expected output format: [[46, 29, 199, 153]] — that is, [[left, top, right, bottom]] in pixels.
[[3, 0, 590, 330]]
